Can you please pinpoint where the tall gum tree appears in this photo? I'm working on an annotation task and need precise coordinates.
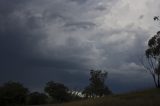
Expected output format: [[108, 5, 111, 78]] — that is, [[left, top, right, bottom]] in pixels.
[[145, 16, 160, 88]]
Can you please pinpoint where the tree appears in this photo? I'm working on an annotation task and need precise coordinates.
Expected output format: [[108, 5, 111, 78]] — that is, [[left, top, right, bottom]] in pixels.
[[145, 31, 160, 88], [44, 81, 70, 103], [142, 16, 160, 88], [82, 70, 112, 98], [0, 81, 28, 106], [27, 92, 48, 105]]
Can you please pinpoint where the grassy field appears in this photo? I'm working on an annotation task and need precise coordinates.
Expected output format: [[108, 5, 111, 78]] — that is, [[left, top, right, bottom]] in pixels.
[[28, 88, 160, 106]]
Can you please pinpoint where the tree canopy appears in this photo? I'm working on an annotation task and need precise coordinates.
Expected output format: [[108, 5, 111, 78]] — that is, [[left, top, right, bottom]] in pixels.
[[82, 70, 112, 98], [0, 81, 28, 106], [44, 81, 70, 103]]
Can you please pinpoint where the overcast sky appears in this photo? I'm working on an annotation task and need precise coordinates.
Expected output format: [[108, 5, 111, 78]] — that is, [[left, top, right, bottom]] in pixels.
[[0, 0, 160, 93]]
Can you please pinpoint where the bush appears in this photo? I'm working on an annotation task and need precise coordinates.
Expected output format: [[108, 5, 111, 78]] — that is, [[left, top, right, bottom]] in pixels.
[[0, 81, 28, 106], [27, 92, 48, 105]]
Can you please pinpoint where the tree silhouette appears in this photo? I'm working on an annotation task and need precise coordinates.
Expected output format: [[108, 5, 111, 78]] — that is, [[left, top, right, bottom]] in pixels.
[[27, 92, 48, 105], [44, 81, 70, 103], [82, 70, 112, 98], [0, 81, 28, 106], [145, 30, 160, 88], [138, 16, 160, 88]]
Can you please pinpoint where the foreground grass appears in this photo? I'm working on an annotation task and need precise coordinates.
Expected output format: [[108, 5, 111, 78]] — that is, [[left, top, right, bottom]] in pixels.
[[29, 88, 160, 106]]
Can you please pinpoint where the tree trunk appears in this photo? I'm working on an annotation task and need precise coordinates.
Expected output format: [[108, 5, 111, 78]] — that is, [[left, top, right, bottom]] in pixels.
[[152, 74, 158, 88], [152, 74, 158, 87]]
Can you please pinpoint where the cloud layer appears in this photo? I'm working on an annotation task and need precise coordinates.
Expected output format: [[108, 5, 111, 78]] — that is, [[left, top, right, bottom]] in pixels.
[[0, 0, 159, 92]]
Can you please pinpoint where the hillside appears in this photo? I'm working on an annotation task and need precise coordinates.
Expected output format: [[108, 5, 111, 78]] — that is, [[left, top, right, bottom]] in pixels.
[[29, 88, 160, 106]]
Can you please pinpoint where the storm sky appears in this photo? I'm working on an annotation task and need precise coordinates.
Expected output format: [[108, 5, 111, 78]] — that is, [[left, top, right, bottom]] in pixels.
[[0, 0, 160, 93]]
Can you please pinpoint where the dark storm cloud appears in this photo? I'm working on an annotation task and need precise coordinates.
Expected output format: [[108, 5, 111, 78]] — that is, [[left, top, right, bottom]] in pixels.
[[0, 0, 94, 88], [108, 71, 154, 93], [97, 26, 149, 69], [25, 57, 87, 70], [0, 0, 155, 93], [44, 13, 68, 22], [95, 5, 107, 11], [0, 0, 27, 14], [64, 21, 96, 30], [0, 0, 128, 72], [67, 0, 88, 4]]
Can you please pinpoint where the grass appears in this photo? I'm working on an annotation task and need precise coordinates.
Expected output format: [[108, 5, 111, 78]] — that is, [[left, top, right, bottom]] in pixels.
[[28, 88, 160, 106]]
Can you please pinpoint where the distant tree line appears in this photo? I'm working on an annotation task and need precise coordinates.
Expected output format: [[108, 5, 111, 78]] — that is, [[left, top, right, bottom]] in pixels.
[[0, 70, 111, 106]]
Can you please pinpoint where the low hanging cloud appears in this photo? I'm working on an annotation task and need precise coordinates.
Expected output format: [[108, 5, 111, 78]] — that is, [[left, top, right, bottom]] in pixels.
[[0, 0, 159, 92]]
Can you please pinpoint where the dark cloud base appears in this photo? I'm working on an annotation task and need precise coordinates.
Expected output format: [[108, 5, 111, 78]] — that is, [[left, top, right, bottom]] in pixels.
[[0, 0, 154, 93]]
